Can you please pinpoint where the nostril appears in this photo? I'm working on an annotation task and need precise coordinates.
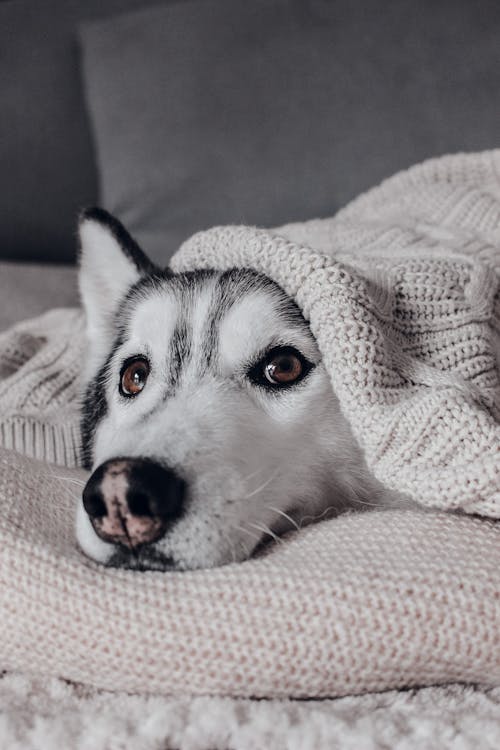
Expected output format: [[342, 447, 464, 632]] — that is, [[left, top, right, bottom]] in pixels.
[[127, 461, 187, 522], [82, 488, 107, 519], [127, 491, 153, 517]]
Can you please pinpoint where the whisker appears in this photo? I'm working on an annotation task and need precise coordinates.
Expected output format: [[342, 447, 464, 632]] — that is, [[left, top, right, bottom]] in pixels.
[[239, 539, 251, 559], [348, 495, 380, 508], [266, 505, 300, 531], [240, 468, 266, 486], [298, 504, 337, 527], [221, 530, 238, 564], [52, 486, 82, 503], [227, 525, 253, 560], [243, 469, 280, 500], [235, 525, 262, 543], [42, 467, 87, 487], [40, 469, 87, 502], [51, 476, 86, 487], [247, 521, 283, 545]]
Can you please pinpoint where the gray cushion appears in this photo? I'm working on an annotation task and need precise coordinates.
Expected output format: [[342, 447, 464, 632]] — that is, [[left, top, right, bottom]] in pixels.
[[80, 0, 500, 265]]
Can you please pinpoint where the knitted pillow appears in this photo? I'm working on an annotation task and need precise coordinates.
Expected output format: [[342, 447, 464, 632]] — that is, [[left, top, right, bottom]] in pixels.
[[0, 446, 499, 697]]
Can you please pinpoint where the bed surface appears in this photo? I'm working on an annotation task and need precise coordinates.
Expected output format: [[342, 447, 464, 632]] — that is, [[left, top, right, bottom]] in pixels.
[[0, 262, 78, 332]]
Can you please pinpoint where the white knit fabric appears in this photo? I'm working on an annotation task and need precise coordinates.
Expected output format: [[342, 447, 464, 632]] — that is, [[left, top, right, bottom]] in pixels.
[[0, 151, 499, 698]]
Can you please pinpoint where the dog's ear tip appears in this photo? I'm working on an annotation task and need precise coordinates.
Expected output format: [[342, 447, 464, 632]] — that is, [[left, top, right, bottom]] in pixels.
[[78, 206, 114, 229], [77, 208, 120, 264], [77, 207, 157, 276]]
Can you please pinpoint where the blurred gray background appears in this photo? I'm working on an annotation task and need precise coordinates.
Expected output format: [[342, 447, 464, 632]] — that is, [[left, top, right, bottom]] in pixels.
[[1, 0, 499, 267]]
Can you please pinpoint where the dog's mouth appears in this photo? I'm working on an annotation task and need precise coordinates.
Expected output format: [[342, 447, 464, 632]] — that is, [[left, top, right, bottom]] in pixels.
[[106, 545, 178, 572], [101, 523, 281, 571]]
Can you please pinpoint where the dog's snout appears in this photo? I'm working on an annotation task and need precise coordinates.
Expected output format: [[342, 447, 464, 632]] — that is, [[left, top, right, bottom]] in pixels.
[[82, 458, 186, 549]]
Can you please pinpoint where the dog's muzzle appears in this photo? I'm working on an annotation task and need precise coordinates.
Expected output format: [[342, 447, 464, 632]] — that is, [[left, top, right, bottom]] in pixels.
[[82, 457, 186, 549]]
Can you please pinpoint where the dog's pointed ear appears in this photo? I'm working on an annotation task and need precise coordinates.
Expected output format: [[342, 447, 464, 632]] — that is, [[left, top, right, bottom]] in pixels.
[[78, 207, 157, 375]]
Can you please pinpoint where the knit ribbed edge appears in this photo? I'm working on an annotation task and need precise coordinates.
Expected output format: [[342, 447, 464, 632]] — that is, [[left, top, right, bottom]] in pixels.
[[0, 418, 81, 468]]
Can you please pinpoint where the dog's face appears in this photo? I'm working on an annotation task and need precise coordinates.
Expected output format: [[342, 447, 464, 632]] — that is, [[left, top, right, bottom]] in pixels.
[[77, 210, 365, 571]]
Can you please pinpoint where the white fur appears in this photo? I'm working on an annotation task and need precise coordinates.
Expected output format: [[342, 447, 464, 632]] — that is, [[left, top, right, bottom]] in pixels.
[[78, 219, 142, 379], [75, 501, 115, 564]]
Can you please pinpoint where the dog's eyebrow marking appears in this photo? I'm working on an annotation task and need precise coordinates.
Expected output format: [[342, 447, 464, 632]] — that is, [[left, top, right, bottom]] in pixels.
[[200, 280, 228, 374], [168, 316, 192, 391], [197, 268, 313, 378], [198, 269, 263, 375]]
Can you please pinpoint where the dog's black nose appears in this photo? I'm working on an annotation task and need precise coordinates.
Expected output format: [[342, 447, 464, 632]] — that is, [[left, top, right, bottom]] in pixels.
[[82, 458, 186, 548]]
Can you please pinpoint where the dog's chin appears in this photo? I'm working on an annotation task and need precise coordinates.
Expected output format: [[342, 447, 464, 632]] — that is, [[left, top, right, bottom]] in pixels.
[[103, 542, 256, 572], [106, 545, 179, 572]]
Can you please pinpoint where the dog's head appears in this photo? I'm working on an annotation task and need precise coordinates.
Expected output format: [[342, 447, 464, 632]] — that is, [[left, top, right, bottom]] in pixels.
[[77, 209, 363, 571]]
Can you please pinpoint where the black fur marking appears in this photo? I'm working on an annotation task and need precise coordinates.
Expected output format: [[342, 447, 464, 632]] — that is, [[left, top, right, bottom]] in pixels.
[[201, 280, 225, 374], [125, 268, 173, 302], [215, 267, 306, 326], [80, 333, 124, 469], [168, 317, 192, 391], [204, 268, 311, 372], [80, 362, 109, 470], [78, 206, 161, 276], [106, 546, 177, 571], [193, 269, 254, 374]]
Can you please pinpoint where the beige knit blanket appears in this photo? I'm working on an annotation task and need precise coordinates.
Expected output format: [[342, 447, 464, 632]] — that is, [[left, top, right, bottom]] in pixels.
[[0, 151, 499, 696]]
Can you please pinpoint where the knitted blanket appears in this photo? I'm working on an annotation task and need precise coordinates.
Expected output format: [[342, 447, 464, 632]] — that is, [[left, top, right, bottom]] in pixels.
[[0, 151, 499, 698]]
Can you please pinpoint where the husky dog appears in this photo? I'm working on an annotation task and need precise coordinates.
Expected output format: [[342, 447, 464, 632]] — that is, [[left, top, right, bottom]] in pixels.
[[77, 208, 387, 571]]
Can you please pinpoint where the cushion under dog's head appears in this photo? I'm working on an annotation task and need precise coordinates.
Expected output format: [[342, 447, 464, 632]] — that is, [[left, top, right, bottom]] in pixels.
[[77, 208, 372, 571]]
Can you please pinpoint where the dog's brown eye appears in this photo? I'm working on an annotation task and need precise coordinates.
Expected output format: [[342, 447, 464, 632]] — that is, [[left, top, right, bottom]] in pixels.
[[120, 358, 150, 397], [265, 352, 303, 384], [248, 346, 312, 389]]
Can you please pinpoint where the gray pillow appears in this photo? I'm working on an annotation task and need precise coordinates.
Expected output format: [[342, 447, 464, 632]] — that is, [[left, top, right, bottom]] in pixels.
[[80, 0, 500, 264]]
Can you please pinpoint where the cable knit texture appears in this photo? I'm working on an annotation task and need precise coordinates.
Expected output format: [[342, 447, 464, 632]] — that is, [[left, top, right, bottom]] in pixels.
[[0, 151, 499, 698]]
